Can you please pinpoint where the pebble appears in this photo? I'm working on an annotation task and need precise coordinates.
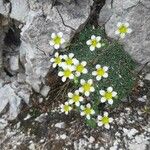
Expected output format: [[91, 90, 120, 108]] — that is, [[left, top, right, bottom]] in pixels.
[[89, 136, 95, 143], [60, 134, 67, 140], [55, 122, 65, 128]]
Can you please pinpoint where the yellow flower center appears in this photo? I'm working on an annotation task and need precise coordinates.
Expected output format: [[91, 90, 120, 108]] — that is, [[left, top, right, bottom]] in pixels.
[[64, 105, 70, 112], [83, 83, 91, 92], [97, 68, 105, 76], [101, 116, 109, 124], [76, 64, 84, 72], [66, 58, 73, 65], [54, 36, 61, 44], [84, 108, 92, 115], [119, 25, 127, 33], [72, 94, 80, 102], [91, 39, 98, 47], [64, 69, 72, 77], [104, 92, 113, 100], [54, 57, 61, 64]]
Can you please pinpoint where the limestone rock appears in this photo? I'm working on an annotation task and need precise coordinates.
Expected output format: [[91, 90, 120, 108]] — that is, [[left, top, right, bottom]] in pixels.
[[99, 0, 150, 66]]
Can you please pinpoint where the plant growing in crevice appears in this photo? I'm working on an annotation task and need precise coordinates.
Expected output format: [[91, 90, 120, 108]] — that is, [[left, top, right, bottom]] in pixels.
[[50, 25, 136, 128]]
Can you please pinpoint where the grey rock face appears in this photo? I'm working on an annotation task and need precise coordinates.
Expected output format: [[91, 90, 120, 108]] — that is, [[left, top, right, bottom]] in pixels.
[[99, 0, 150, 65], [0, 0, 93, 119]]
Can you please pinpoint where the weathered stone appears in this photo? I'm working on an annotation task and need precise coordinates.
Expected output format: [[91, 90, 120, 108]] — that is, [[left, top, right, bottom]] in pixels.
[[99, 0, 150, 66], [9, 55, 19, 71], [40, 85, 50, 97], [0, 0, 10, 17]]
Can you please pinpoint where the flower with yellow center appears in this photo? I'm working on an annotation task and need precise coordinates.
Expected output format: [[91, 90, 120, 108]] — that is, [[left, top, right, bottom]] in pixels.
[[79, 79, 95, 97], [68, 90, 84, 106], [97, 112, 113, 129], [86, 35, 102, 51], [60, 102, 72, 115], [92, 64, 108, 81], [74, 60, 88, 77], [50, 52, 63, 68], [49, 32, 65, 49], [99, 87, 117, 105], [61, 53, 78, 67], [58, 65, 75, 82], [115, 22, 132, 39], [80, 103, 95, 120]]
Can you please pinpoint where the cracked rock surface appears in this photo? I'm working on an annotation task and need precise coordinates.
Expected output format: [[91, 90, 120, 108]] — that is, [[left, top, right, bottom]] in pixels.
[[99, 0, 150, 66], [0, 0, 93, 119]]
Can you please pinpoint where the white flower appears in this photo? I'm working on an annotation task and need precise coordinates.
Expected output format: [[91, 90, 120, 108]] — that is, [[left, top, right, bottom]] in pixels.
[[74, 60, 88, 77], [49, 32, 65, 49], [99, 87, 117, 105], [115, 22, 132, 39], [86, 35, 102, 51], [60, 102, 72, 115], [80, 103, 95, 120], [79, 79, 95, 97], [68, 90, 84, 106], [97, 112, 113, 129], [50, 52, 63, 68], [92, 65, 108, 81], [58, 65, 75, 82], [61, 53, 78, 67]]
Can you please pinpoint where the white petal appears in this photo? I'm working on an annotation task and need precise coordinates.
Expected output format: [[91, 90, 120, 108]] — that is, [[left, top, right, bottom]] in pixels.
[[117, 22, 122, 27], [54, 44, 60, 49], [98, 122, 103, 127], [83, 69, 88, 74], [109, 118, 113, 123], [99, 90, 105, 96], [120, 33, 126, 39], [58, 32, 63, 37], [75, 102, 80, 107], [85, 92, 90, 97], [88, 79, 93, 84], [50, 58, 55, 62], [103, 73, 108, 78], [86, 115, 91, 120], [101, 97, 106, 103], [79, 87, 83, 93], [90, 46, 95, 51], [73, 58, 79, 65], [80, 112, 85, 116], [96, 43, 101, 48], [124, 22, 129, 27], [49, 40, 55, 46], [96, 36, 101, 41], [58, 71, 64, 77], [60, 38, 65, 44], [65, 111, 69, 115], [108, 99, 113, 105], [96, 64, 101, 69], [69, 53, 74, 58], [75, 90, 79, 95], [96, 76, 101, 81], [115, 30, 120, 35], [104, 111, 108, 117], [86, 40, 92, 45], [91, 109, 95, 115], [65, 101, 69, 105], [62, 76, 66, 82], [103, 66, 108, 71], [112, 91, 117, 97], [80, 97, 84, 101], [104, 124, 110, 129], [76, 72, 81, 77], [86, 103, 91, 108], [92, 71, 97, 76], [107, 87, 113, 92], [53, 63, 57, 68], [69, 74, 74, 79], [91, 35, 96, 39], [81, 61, 87, 66], [97, 115, 102, 120], [80, 105, 85, 110], [127, 28, 132, 33], [90, 87, 95, 92], [69, 99, 73, 104], [63, 55, 67, 60], [68, 92, 73, 98], [51, 33, 56, 38], [80, 79, 85, 85]]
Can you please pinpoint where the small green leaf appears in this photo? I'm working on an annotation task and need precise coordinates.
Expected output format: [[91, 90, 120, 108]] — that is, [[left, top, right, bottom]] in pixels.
[[86, 118, 97, 128]]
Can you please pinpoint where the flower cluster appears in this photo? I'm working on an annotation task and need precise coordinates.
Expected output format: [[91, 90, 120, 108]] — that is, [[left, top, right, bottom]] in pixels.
[[50, 23, 132, 128]]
